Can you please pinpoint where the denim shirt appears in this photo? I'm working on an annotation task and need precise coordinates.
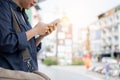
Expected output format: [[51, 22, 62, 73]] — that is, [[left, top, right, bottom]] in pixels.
[[0, 0, 41, 72]]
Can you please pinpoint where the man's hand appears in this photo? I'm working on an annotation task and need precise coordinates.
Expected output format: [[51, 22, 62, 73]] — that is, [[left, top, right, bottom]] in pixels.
[[47, 19, 60, 34], [34, 22, 49, 36], [35, 19, 60, 46]]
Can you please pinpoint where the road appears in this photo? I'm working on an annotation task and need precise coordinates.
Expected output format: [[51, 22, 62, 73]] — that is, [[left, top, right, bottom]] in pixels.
[[38, 64, 101, 80]]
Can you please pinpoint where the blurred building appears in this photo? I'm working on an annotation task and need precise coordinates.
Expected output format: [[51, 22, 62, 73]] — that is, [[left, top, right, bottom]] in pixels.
[[77, 5, 120, 59], [99, 6, 120, 56], [76, 27, 88, 56], [56, 16, 73, 65], [88, 5, 120, 58], [89, 22, 101, 55]]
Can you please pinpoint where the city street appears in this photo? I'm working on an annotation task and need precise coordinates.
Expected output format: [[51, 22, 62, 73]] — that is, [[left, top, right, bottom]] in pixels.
[[38, 63, 102, 80]]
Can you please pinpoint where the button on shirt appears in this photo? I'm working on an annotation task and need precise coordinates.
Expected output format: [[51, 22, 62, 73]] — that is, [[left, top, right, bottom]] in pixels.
[[0, 0, 41, 72]]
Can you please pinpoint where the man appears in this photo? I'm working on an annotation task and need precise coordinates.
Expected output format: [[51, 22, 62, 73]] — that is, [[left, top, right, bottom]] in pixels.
[[0, 0, 59, 72]]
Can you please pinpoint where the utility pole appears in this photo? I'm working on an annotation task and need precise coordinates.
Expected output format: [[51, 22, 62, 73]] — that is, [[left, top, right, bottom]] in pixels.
[[56, 28, 58, 58], [86, 27, 91, 54]]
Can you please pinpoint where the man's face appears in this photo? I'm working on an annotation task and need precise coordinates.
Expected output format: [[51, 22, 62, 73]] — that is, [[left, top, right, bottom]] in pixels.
[[20, 0, 37, 9]]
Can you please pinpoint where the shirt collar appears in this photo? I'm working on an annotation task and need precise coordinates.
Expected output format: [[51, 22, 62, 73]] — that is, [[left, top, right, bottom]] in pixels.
[[9, 0, 25, 13]]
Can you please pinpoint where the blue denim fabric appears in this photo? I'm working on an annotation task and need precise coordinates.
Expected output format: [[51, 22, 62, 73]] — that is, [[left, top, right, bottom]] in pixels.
[[0, 0, 41, 72]]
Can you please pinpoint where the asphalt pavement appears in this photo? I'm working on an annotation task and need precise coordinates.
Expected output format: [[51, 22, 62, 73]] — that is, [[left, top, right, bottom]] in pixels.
[[50, 64, 120, 80], [38, 60, 120, 80]]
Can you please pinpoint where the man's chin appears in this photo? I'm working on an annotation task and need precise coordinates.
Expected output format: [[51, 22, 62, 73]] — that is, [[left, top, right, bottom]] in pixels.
[[26, 6, 31, 9]]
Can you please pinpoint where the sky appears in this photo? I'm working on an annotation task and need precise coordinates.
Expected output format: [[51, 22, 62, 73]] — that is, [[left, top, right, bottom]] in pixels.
[[38, 0, 120, 27], [37, 0, 120, 42]]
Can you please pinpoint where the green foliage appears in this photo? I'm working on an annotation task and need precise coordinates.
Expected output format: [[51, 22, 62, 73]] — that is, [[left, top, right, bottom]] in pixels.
[[72, 60, 84, 65], [72, 58, 84, 65], [43, 57, 58, 66]]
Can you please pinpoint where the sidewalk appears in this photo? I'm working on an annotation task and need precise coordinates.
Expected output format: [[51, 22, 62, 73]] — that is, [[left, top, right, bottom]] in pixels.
[[50, 65, 119, 80]]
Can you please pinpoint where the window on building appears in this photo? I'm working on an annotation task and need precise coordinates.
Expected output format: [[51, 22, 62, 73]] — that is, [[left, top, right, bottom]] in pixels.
[[114, 24, 118, 32], [114, 36, 118, 41], [116, 14, 119, 20]]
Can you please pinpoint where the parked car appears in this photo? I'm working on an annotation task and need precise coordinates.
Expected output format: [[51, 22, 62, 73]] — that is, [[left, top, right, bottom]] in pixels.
[[101, 57, 117, 64]]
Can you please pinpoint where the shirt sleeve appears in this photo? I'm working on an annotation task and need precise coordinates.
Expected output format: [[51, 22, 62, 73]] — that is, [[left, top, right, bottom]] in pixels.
[[0, 7, 29, 54], [16, 32, 29, 50]]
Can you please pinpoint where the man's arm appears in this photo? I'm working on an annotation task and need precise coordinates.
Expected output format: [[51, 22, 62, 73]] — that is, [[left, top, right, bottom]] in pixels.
[[25, 22, 49, 41], [35, 19, 60, 47]]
